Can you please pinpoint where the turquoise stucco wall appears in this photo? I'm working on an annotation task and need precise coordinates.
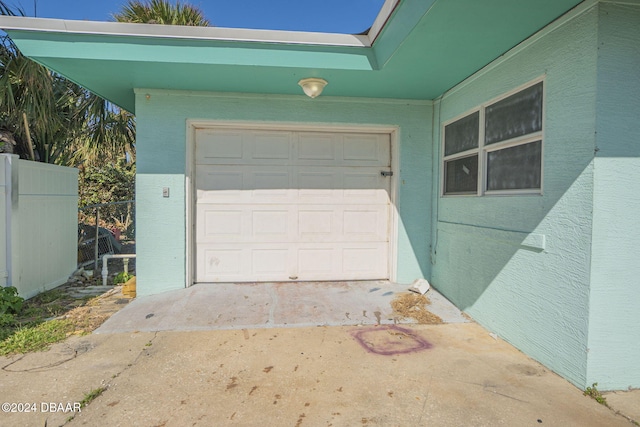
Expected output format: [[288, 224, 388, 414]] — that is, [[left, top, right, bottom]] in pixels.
[[431, 6, 600, 388], [131, 0, 636, 391], [134, 93, 432, 296], [587, 1, 640, 390]]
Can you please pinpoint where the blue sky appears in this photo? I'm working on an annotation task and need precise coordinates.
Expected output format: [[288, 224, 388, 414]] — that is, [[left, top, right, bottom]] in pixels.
[[11, 0, 386, 34]]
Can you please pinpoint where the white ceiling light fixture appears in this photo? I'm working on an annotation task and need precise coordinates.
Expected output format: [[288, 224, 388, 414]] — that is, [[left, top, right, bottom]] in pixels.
[[298, 77, 328, 98]]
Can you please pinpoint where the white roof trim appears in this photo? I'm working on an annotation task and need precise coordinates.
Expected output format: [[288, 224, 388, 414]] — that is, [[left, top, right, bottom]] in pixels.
[[368, 0, 400, 43], [0, 15, 375, 47], [134, 87, 433, 106]]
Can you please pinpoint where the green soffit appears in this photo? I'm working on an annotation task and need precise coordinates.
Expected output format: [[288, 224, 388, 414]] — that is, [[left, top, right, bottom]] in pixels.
[[0, 0, 583, 112]]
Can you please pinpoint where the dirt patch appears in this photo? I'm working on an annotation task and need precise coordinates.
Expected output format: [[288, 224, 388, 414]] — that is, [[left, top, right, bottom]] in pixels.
[[62, 288, 130, 335], [15, 280, 131, 336], [391, 292, 443, 324]]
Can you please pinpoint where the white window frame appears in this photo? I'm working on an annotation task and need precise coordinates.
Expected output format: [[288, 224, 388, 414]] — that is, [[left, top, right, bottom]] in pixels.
[[441, 77, 545, 197]]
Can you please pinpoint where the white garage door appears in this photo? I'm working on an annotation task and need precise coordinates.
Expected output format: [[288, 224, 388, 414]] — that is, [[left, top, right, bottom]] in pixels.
[[194, 128, 392, 283]]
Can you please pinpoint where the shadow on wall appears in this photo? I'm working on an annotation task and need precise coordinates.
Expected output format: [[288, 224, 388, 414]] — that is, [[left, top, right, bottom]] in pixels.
[[431, 146, 595, 385]]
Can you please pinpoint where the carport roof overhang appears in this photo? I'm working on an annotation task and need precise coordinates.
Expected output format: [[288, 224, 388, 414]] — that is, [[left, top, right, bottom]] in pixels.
[[0, 0, 583, 113]]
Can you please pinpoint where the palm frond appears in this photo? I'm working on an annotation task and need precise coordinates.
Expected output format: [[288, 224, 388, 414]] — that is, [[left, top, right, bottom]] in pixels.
[[0, 1, 24, 16], [112, 0, 210, 26]]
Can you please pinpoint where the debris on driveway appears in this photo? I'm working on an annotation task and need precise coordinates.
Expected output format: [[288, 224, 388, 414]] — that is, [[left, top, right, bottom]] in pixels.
[[408, 278, 431, 295], [391, 292, 442, 324]]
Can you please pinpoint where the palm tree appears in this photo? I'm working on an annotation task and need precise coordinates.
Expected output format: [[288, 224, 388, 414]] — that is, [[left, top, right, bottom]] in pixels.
[[0, 0, 136, 165], [0, 1, 18, 16], [113, 0, 210, 26], [0, 35, 64, 161], [0, 0, 209, 166], [78, 0, 210, 165]]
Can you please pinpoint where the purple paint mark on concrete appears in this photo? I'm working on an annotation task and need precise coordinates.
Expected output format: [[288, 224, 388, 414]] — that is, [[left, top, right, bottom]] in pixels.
[[351, 325, 433, 356]]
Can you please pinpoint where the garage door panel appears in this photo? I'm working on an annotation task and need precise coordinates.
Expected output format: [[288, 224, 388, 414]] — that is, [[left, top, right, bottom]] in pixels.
[[297, 133, 339, 162], [197, 165, 390, 204], [196, 206, 248, 242], [297, 167, 390, 204], [249, 170, 295, 202], [249, 170, 293, 202], [196, 204, 390, 244], [195, 128, 392, 283], [197, 243, 295, 282], [296, 133, 389, 167], [296, 168, 340, 203], [251, 209, 295, 240], [197, 166, 295, 203], [343, 171, 385, 188], [251, 171, 290, 189], [295, 205, 388, 242], [252, 249, 290, 275], [342, 246, 387, 276], [198, 248, 244, 279], [296, 243, 388, 280], [343, 207, 389, 240], [196, 169, 244, 194], [197, 204, 296, 243], [298, 210, 334, 240], [199, 209, 244, 238], [343, 134, 389, 165], [298, 248, 336, 275], [196, 130, 245, 164], [251, 132, 292, 161], [297, 170, 337, 190]]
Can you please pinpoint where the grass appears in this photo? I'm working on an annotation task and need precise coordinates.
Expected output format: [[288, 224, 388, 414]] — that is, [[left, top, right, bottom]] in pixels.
[[0, 280, 125, 357], [0, 319, 74, 356], [21, 303, 66, 320], [13, 290, 69, 322], [66, 386, 108, 423], [31, 289, 67, 304], [0, 285, 104, 356], [584, 383, 640, 426], [583, 383, 609, 407], [80, 386, 107, 407]]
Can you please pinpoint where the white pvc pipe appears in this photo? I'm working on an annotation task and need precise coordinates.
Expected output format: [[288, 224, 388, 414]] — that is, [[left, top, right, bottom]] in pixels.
[[102, 254, 136, 286]]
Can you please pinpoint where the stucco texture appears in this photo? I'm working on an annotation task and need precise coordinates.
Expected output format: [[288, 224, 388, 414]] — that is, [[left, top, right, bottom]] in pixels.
[[587, 1, 640, 390], [431, 6, 600, 388], [134, 93, 432, 296]]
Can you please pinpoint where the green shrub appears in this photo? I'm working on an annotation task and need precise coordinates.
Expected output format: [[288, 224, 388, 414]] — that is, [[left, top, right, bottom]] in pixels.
[[0, 287, 23, 315], [0, 313, 15, 327], [113, 272, 133, 285]]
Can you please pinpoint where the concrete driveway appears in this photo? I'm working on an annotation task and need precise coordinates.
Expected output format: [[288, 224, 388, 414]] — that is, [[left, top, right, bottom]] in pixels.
[[0, 282, 637, 426], [95, 281, 468, 333]]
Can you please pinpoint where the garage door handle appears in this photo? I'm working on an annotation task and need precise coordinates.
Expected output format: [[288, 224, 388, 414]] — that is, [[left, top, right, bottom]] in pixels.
[[381, 171, 393, 177], [289, 275, 298, 280]]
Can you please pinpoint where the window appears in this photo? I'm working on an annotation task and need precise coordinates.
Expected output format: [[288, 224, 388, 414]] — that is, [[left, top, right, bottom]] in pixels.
[[442, 80, 544, 196]]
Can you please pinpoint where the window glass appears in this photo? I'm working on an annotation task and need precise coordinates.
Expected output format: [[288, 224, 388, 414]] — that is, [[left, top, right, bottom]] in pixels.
[[444, 155, 478, 194], [486, 141, 542, 191], [442, 80, 544, 196], [485, 82, 543, 145], [444, 111, 479, 156]]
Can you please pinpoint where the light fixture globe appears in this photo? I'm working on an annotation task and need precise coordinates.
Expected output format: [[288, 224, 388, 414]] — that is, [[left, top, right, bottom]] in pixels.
[[298, 77, 328, 98]]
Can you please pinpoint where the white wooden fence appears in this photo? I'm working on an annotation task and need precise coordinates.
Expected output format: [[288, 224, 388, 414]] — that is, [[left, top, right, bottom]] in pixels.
[[0, 154, 78, 299]]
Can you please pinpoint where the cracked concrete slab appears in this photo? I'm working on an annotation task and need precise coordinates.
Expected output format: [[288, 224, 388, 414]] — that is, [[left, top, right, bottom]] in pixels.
[[604, 390, 640, 425], [2, 282, 638, 427], [1, 323, 633, 427], [95, 281, 468, 334], [0, 332, 155, 427]]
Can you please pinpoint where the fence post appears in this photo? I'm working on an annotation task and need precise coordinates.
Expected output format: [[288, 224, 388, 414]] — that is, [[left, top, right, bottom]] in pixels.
[[4, 154, 19, 289], [94, 206, 100, 271]]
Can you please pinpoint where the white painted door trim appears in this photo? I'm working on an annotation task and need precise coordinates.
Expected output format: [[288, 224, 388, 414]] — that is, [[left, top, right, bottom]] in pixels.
[[185, 120, 400, 287]]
